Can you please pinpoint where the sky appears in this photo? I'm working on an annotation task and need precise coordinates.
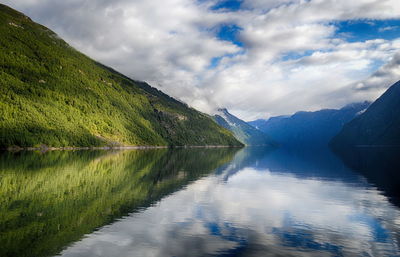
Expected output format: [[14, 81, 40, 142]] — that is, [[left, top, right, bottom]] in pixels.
[[4, 0, 400, 120]]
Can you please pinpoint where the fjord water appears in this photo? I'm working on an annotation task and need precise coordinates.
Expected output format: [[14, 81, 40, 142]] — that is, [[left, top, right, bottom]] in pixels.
[[1, 147, 400, 257]]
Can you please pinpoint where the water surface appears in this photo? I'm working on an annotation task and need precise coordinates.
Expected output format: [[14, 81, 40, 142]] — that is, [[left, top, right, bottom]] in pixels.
[[1, 147, 399, 257]]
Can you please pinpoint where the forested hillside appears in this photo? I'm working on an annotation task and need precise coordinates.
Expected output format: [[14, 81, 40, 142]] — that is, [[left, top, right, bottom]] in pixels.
[[0, 4, 241, 148]]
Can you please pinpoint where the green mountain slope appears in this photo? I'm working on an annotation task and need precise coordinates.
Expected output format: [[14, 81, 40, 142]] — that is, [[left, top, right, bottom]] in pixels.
[[214, 108, 275, 146], [0, 4, 242, 148], [331, 80, 400, 147]]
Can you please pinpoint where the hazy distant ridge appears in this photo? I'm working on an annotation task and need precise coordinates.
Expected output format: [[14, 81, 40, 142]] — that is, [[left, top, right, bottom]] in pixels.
[[249, 102, 370, 147]]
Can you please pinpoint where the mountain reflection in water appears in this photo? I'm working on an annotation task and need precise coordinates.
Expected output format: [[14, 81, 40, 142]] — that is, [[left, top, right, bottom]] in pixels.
[[0, 148, 237, 257], [60, 147, 400, 257], [1, 147, 400, 257]]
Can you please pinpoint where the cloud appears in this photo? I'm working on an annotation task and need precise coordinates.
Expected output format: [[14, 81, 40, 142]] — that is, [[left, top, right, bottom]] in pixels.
[[352, 52, 400, 92], [3, 0, 400, 119], [379, 26, 399, 32]]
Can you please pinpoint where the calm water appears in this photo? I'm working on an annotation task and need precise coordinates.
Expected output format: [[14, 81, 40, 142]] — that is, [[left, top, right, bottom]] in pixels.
[[1, 147, 400, 257]]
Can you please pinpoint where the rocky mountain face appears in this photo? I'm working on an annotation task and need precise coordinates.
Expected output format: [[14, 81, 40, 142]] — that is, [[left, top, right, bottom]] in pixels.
[[214, 108, 275, 146]]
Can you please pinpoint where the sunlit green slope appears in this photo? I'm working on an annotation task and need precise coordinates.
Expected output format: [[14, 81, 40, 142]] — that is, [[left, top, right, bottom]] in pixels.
[[0, 4, 241, 147]]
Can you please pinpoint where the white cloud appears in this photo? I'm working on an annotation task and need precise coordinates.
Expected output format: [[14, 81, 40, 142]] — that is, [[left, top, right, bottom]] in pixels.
[[352, 52, 400, 92], [379, 26, 399, 32], [3, 0, 400, 120]]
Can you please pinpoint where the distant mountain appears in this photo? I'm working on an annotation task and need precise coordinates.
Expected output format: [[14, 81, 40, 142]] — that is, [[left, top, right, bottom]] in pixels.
[[214, 108, 275, 146], [250, 115, 289, 132], [249, 102, 370, 147], [0, 4, 242, 148], [331, 81, 400, 147]]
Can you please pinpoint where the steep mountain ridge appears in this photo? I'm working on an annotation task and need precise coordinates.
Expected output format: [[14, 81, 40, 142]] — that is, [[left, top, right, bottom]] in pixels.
[[331, 80, 400, 147], [214, 108, 275, 146], [0, 4, 242, 148]]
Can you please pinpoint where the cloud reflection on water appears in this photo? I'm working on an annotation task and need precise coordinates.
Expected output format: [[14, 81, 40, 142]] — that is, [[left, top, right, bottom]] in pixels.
[[59, 148, 400, 257]]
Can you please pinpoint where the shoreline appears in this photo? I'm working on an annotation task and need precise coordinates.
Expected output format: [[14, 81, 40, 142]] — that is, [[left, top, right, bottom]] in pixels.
[[2, 144, 244, 152]]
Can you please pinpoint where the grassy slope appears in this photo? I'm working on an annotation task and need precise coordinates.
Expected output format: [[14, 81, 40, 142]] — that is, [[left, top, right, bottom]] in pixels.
[[0, 4, 242, 147]]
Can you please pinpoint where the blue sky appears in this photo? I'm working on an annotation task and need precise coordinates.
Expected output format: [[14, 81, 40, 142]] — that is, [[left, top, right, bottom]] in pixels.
[[5, 0, 400, 119], [211, 0, 243, 11], [216, 24, 243, 47], [213, 1, 400, 66], [336, 19, 400, 41]]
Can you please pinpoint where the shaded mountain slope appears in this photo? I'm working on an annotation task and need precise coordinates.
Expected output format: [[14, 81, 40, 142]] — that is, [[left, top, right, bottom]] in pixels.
[[0, 4, 241, 148], [331, 80, 400, 147]]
